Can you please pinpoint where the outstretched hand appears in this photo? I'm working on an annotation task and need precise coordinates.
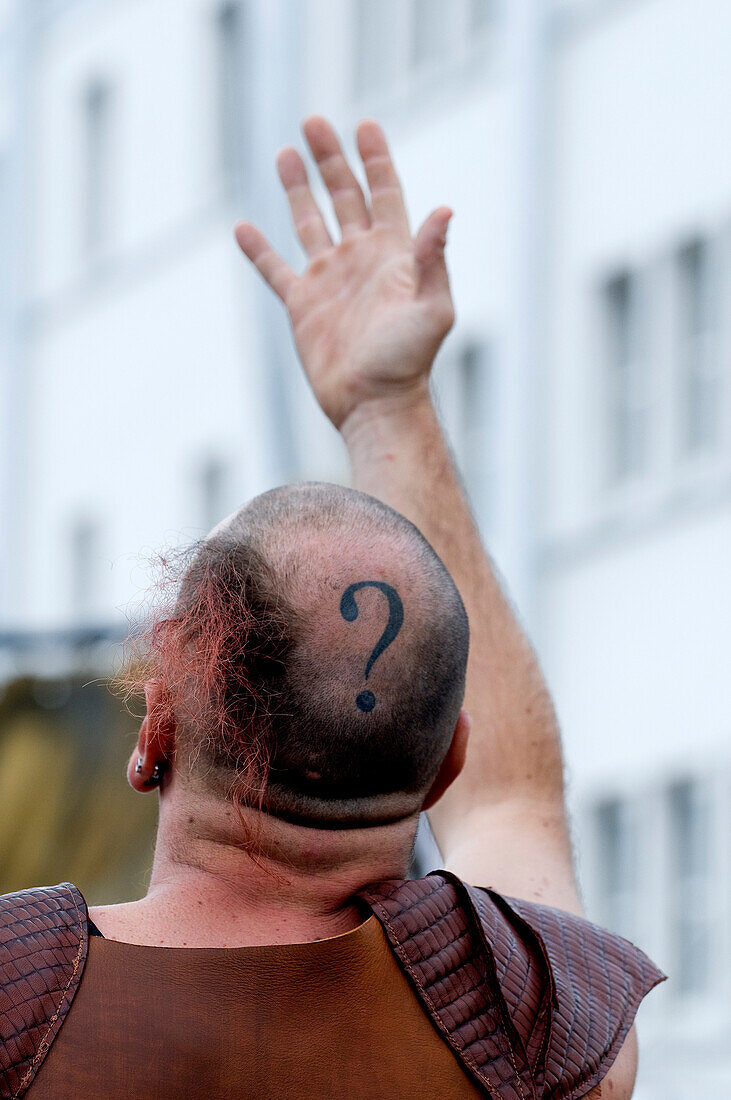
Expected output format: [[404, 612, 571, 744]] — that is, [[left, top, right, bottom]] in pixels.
[[234, 116, 454, 430]]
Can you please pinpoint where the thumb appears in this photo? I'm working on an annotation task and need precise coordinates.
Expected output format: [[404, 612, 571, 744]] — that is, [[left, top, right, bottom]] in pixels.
[[414, 206, 453, 301]]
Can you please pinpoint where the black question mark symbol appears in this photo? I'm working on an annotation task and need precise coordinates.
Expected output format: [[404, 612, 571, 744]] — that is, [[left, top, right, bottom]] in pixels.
[[340, 581, 405, 713]]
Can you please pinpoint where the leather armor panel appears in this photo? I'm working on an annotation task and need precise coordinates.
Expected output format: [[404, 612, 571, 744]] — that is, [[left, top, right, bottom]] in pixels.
[[360, 871, 666, 1099], [0, 884, 88, 1100], [489, 889, 662, 1099], [1, 876, 664, 1099]]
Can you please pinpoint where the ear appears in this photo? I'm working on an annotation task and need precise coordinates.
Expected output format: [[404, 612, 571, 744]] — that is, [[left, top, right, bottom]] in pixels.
[[127, 681, 176, 793], [421, 709, 471, 812]]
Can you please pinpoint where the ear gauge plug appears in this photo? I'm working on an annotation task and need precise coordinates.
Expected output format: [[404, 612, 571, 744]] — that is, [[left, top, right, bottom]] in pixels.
[[135, 755, 167, 787], [145, 761, 168, 787]]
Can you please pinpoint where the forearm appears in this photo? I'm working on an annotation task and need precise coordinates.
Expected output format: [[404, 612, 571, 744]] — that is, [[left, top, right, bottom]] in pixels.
[[239, 110, 580, 906], [342, 389, 574, 878]]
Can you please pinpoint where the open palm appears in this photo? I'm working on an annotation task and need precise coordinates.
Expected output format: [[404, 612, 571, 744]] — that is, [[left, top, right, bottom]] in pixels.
[[235, 116, 455, 429]]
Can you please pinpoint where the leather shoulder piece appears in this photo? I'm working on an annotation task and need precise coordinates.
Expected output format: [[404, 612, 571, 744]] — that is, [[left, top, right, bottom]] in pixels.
[[360, 872, 666, 1100], [360, 873, 538, 1099], [0, 883, 89, 1100], [471, 888, 666, 1100]]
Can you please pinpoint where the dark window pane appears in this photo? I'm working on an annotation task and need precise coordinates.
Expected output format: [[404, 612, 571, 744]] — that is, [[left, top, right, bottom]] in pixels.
[[410, 0, 447, 68], [353, 0, 389, 97], [216, 2, 249, 191], [199, 456, 227, 532], [605, 271, 648, 483], [595, 797, 636, 939], [82, 79, 113, 253], [678, 239, 719, 453], [69, 517, 100, 619], [458, 341, 494, 528], [469, 0, 496, 34], [669, 780, 710, 993]]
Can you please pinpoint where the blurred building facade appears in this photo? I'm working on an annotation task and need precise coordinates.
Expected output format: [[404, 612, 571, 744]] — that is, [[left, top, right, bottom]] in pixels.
[[1, 0, 731, 1094]]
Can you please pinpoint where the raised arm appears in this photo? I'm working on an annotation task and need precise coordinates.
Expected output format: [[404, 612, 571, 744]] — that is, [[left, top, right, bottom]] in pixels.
[[343, 395, 582, 912], [235, 115, 581, 914], [235, 114, 642, 1100]]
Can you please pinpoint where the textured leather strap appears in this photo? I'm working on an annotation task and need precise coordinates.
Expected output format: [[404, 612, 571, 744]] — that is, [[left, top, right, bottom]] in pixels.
[[360, 871, 666, 1100], [487, 889, 664, 1100], [361, 874, 537, 1099], [0, 883, 89, 1100]]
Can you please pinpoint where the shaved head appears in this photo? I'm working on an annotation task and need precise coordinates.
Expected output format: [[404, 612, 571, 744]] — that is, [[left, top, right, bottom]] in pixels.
[[153, 483, 469, 827]]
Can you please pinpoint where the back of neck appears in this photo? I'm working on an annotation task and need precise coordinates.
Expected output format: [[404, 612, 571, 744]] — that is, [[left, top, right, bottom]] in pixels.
[[89, 792, 417, 947]]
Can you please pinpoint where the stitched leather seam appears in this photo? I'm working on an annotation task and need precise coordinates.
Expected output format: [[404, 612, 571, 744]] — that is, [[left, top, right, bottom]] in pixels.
[[442, 878, 528, 1100], [369, 897, 506, 1100], [428, 975, 484, 1012], [494, 894, 559, 1083], [15, 887, 85, 1099]]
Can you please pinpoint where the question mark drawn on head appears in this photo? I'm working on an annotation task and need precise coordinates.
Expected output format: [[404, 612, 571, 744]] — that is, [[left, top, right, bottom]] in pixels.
[[340, 581, 404, 713]]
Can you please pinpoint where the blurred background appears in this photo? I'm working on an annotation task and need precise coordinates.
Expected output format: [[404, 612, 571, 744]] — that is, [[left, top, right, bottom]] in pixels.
[[0, 0, 729, 1094]]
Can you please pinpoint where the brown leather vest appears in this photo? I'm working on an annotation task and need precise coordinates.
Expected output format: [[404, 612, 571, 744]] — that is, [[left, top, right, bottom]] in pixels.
[[0, 873, 665, 1099]]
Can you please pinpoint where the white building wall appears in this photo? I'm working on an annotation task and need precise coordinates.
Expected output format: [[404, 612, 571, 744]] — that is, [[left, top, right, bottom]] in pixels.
[[3, 0, 731, 1092], [544, 0, 731, 792], [11, 0, 309, 631], [547, 0, 731, 536], [541, 2, 731, 1092]]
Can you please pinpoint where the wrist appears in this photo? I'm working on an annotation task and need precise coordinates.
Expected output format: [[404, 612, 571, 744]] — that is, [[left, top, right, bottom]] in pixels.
[[340, 382, 438, 461]]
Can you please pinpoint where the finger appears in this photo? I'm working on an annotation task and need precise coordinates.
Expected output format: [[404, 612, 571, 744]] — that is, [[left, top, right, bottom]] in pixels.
[[234, 221, 297, 303], [414, 207, 454, 303], [301, 115, 371, 238], [276, 146, 334, 259], [355, 119, 411, 236]]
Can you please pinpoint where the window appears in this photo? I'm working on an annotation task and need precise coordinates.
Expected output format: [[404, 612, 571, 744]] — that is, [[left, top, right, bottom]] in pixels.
[[668, 780, 710, 994], [432, 340, 494, 529], [410, 0, 448, 69], [677, 238, 720, 455], [0, 155, 9, 304], [82, 78, 113, 255], [595, 797, 637, 939], [69, 517, 100, 620], [468, 0, 497, 35], [353, 0, 392, 98], [604, 271, 650, 484], [458, 340, 494, 526], [215, 2, 249, 192], [353, 0, 499, 102], [198, 456, 228, 532], [409, 0, 495, 72]]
